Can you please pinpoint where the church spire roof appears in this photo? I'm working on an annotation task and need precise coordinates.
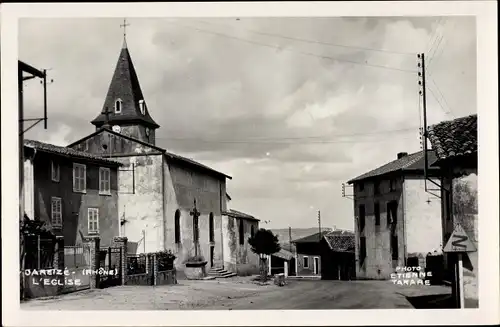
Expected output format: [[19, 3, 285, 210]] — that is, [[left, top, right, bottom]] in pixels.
[[91, 40, 160, 129]]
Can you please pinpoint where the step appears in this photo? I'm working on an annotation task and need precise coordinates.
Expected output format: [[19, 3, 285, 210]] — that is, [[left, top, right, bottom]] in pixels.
[[219, 272, 236, 278], [218, 274, 237, 278]]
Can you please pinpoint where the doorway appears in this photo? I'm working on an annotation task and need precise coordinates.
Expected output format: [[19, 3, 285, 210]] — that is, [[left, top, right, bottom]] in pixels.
[[314, 257, 320, 275], [210, 246, 214, 267]]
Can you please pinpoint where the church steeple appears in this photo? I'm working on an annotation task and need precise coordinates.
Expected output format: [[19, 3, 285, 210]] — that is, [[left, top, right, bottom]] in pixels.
[[92, 21, 159, 145]]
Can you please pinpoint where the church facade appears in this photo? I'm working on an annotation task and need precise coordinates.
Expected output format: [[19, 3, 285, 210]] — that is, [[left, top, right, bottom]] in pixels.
[[67, 39, 233, 273]]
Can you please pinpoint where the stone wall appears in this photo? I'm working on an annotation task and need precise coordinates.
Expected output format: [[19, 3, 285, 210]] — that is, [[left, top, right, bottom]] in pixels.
[[222, 215, 260, 275], [164, 159, 226, 271]]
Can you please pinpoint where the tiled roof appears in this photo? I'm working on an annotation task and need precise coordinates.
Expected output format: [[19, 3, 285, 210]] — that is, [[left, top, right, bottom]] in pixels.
[[427, 114, 477, 161], [323, 230, 355, 253], [292, 231, 330, 244], [272, 248, 294, 261], [347, 150, 438, 183], [164, 151, 232, 180], [91, 43, 159, 129], [24, 139, 122, 166], [222, 209, 260, 222]]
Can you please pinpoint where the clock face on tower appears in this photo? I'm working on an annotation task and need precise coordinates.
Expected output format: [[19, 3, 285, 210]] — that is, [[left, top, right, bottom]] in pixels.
[[112, 125, 121, 133]]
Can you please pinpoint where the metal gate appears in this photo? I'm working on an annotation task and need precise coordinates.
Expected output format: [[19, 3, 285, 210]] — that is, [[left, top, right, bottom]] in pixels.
[[99, 246, 122, 288], [64, 245, 91, 292]]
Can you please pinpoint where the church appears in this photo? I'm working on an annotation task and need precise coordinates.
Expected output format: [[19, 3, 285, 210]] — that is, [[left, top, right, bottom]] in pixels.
[[66, 36, 237, 274]]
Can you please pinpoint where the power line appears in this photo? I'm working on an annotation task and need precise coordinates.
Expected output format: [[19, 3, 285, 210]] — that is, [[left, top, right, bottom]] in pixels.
[[427, 20, 456, 72], [158, 126, 419, 142], [428, 85, 454, 118], [165, 21, 417, 74], [193, 19, 415, 56], [426, 17, 444, 53], [430, 77, 455, 116], [156, 136, 416, 145]]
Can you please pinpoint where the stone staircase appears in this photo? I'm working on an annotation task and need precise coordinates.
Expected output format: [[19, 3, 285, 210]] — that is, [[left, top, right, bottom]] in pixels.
[[207, 267, 237, 278]]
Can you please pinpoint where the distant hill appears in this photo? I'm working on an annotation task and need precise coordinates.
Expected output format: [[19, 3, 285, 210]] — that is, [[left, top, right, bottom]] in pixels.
[[270, 227, 333, 252]]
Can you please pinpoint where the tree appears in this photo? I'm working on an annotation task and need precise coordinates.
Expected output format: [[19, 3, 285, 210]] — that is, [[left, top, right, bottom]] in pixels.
[[19, 214, 55, 300], [248, 228, 281, 281]]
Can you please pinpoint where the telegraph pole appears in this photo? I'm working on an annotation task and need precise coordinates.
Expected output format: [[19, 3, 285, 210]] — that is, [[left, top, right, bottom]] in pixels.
[[288, 226, 292, 251], [417, 53, 428, 184], [318, 210, 321, 241]]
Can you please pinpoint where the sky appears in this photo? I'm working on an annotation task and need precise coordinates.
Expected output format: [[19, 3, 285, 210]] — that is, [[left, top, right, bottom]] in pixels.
[[18, 16, 477, 230]]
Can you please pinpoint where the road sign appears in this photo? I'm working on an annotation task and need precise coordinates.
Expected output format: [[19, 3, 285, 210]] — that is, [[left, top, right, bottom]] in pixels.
[[443, 224, 477, 253]]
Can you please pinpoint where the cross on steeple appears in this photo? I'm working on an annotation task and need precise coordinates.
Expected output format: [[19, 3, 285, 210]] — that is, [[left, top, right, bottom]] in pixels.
[[120, 18, 130, 47]]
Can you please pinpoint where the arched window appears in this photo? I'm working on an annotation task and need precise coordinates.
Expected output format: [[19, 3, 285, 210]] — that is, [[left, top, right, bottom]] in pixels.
[[139, 100, 145, 115], [239, 219, 244, 245], [251, 225, 255, 239], [209, 212, 214, 242], [174, 209, 181, 244], [115, 99, 122, 113]]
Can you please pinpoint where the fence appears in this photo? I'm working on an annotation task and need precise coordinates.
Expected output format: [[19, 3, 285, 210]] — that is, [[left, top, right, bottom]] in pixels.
[[126, 254, 153, 285], [22, 235, 60, 299], [127, 254, 148, 275], [64, 245, 91, 291], [24, 235, 56, 270], [99, 246, 123, 288]]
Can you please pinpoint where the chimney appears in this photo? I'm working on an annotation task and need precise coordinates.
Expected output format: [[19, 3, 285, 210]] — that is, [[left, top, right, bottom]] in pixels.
[[397, 152, 408, 159]]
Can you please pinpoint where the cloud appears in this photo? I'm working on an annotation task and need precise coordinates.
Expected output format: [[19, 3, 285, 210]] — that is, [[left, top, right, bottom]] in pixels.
[[19, 16, 477, 229]]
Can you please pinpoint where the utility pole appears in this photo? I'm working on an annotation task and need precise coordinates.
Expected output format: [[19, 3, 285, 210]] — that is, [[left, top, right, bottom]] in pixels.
[[288, 226, 292, 251], [318, 210, 321, 241], [417, 53, 428, 187]]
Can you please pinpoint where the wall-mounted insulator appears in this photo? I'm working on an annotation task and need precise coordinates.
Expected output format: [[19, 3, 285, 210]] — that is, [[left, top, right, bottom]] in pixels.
[[342, 183, 345, 197]]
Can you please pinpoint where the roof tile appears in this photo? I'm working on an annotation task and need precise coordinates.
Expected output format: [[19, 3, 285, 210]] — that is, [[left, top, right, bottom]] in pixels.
[[348, 150, 438, 183], [24, 139, 122, 166], [427, 114, 477, 161]]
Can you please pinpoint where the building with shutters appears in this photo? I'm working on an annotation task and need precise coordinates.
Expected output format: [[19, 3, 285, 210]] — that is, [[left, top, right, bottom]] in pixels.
[[347, 151, 443, 279]]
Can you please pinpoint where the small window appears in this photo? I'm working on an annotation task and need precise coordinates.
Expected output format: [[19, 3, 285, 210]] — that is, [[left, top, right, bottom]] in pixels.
[[51, 161, 60, 182], [303, 256, 309, 268], [115, 99, 122, 113], [374, 202, 380, 226], [251, 225, 255, 238], [99, 167, 111, 195], [209, 212, 214, 243], [391, 235, 399, 260], [387, 201, 398, 226], [358, 204, 365, 232], [389, 179, 396, 191], [239, 218, 244, 245], [88, 208, 99, 234], [358, 182, 364, 192], [174, 210, 181, 244], [73, 163, 86, 193], [374, 180, 380, 195], [139, 100, 145, 115], [51, 197, 62, 228], [359, 237, 366, 265]]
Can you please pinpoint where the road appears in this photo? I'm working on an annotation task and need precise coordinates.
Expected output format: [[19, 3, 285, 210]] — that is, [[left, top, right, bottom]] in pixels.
[[21, 277, 453, 310]]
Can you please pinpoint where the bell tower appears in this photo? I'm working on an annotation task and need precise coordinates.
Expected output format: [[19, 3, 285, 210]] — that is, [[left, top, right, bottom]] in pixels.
[[91, 19, 159, 145]]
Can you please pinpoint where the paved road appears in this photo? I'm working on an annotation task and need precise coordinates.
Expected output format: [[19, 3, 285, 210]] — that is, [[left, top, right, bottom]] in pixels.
[[21, 277, 452, 310]]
